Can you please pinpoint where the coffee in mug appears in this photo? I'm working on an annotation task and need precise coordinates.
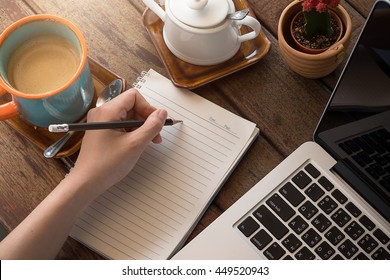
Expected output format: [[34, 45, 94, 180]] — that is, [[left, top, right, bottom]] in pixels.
[[7, 34, 80, 94], [0, 14, 94, 127]]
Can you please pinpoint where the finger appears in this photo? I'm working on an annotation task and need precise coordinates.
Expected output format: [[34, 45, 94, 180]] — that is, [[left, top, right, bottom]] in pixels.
[[129, 90, 158, 120], [109, 88, 159, 121], [106, 89, 138, 121], [88, 88, 157, 122], [128, 109, 167, 149], [106, 88, 137, 110], [87, 89, 135, 122], [152, 133, 163, 144]]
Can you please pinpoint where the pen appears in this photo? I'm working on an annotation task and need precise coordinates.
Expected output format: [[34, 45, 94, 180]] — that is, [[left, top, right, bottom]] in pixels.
[[48, 118, 183, 133]]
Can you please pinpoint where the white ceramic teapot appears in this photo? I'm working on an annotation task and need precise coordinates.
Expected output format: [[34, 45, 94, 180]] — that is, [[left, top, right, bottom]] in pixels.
[[143, 0, 261, 65]]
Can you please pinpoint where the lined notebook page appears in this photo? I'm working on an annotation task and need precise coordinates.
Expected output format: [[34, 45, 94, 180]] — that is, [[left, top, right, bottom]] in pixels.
[[70, 69, 258, 259]]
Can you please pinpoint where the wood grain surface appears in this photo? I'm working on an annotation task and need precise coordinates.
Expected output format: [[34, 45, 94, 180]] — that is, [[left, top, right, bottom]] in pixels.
[[0, 0, 375, 259]]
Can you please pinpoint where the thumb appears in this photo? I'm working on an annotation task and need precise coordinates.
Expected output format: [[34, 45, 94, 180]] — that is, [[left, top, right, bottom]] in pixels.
[[130, 109, 167, 147]]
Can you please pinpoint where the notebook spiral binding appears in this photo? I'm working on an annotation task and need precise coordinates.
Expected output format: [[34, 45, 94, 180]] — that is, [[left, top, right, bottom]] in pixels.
[[132, 71, 149, 89]]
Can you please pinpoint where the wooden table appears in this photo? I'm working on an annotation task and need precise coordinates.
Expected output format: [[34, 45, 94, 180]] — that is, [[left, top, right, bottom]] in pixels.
[[0, 0, 376, 259]]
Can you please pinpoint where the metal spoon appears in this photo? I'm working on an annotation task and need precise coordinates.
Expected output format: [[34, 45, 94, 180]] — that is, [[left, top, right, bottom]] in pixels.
[[43, 79, 123, 158], [226, 8, 249, 20]]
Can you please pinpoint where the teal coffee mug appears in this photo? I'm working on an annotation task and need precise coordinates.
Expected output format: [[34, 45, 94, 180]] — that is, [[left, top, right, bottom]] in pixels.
[[0, 14, 94, 127]]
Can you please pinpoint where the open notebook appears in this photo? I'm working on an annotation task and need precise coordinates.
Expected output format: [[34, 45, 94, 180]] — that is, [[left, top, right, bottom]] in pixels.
[[70, 69, 259, 259]]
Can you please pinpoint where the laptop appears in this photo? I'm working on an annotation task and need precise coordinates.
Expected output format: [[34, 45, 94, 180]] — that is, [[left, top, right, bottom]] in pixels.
[[172, 0, 390, 260]]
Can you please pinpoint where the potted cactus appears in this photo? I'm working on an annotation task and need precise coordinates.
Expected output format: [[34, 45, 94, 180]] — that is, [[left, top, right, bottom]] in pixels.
[[292, 0, 343, 53], [278, 0, 352, 78]]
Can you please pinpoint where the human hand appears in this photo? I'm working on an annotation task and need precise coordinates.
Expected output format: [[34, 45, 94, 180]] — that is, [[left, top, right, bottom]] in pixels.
[[71, 88, 167, 198], [0, 88, 167, 260]]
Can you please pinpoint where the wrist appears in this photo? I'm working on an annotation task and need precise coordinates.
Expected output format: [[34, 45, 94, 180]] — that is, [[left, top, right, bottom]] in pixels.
[[57, 168, 102, 213]]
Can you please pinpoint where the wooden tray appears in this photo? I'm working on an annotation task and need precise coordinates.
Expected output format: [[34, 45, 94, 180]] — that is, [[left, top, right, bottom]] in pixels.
[[3, 58, 126, 158], [142, 0, 271, 89]]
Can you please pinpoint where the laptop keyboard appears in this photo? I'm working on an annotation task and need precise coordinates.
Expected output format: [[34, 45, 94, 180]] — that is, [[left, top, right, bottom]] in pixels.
[[338, 128, 390, 194], [236, 162, 390, 260]]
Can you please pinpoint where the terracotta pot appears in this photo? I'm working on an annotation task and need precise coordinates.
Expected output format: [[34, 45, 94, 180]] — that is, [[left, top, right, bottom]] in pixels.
[[290, 10, 344, 54], [278, 0, 352, 78]]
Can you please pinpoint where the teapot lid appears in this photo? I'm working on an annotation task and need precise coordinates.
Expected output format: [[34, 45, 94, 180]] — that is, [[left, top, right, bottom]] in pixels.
[[169, 0, 231, 29]]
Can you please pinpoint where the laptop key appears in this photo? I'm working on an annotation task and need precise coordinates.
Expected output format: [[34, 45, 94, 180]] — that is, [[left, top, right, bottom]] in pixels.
[[315, 241, 335, 260], [345, 202, 362, 217], [332, 254, 344, 260], [380, 177, 390, 191], [318, 195, 338, 214], [352, 155, 366, 167], [377, 128, 390, 140], [304, 163, 321, 178], [358, 234, 378, 253], [366, 166, 380, 179], [295, 246, 316, 260], [343, 140, 360, 153], [355, 151, 374, 166], [331, 189, 348, 204], [368, 163, 386, 177], [292, 171, 312, 189], [373, 228, 390, 244], [318, 176, 334, 191], [250, 229, 272, 250], [338, 239, 359, 259], [354, 252, 369, 260], [325, 226, 345, 246], [359, 215, 376, 231], [299, 200, 318, 220], [289, 215, 309, 234], [345, 221, 365, 240], [266, 193, 296, 221], [264, 242, 286, 260], [353, 137, 375, 154], [331, 208, 351, 227], [237, 216, 259, 237], [372, 247, 390, 260], [373, 154, 387, 165], [282, 233, 302, 253], [302, 228, 322, 247], [311, 213, 331, 232], [253, 205, 288, 240], [339, 143, 353, 155], [279, 182, 305, 207], [363, 134, 386, 154], [305, 183, 325, 202]]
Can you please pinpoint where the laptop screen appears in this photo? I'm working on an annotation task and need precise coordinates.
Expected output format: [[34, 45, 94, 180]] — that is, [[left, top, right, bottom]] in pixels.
[[314, 0, 390, 220]]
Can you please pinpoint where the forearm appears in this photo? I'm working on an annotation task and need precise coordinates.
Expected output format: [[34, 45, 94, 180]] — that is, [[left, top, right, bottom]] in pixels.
[[0, 91, 167, 259], [0, 170, 97, 260]]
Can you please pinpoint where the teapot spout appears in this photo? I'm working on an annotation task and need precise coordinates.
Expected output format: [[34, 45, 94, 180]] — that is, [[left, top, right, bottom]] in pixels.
[[143, 0, 166, 22]]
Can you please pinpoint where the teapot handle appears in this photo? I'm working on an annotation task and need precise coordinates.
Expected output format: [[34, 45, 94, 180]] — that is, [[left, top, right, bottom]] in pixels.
[[142, 0, 167, 22], [236, 16, 261, 43]]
